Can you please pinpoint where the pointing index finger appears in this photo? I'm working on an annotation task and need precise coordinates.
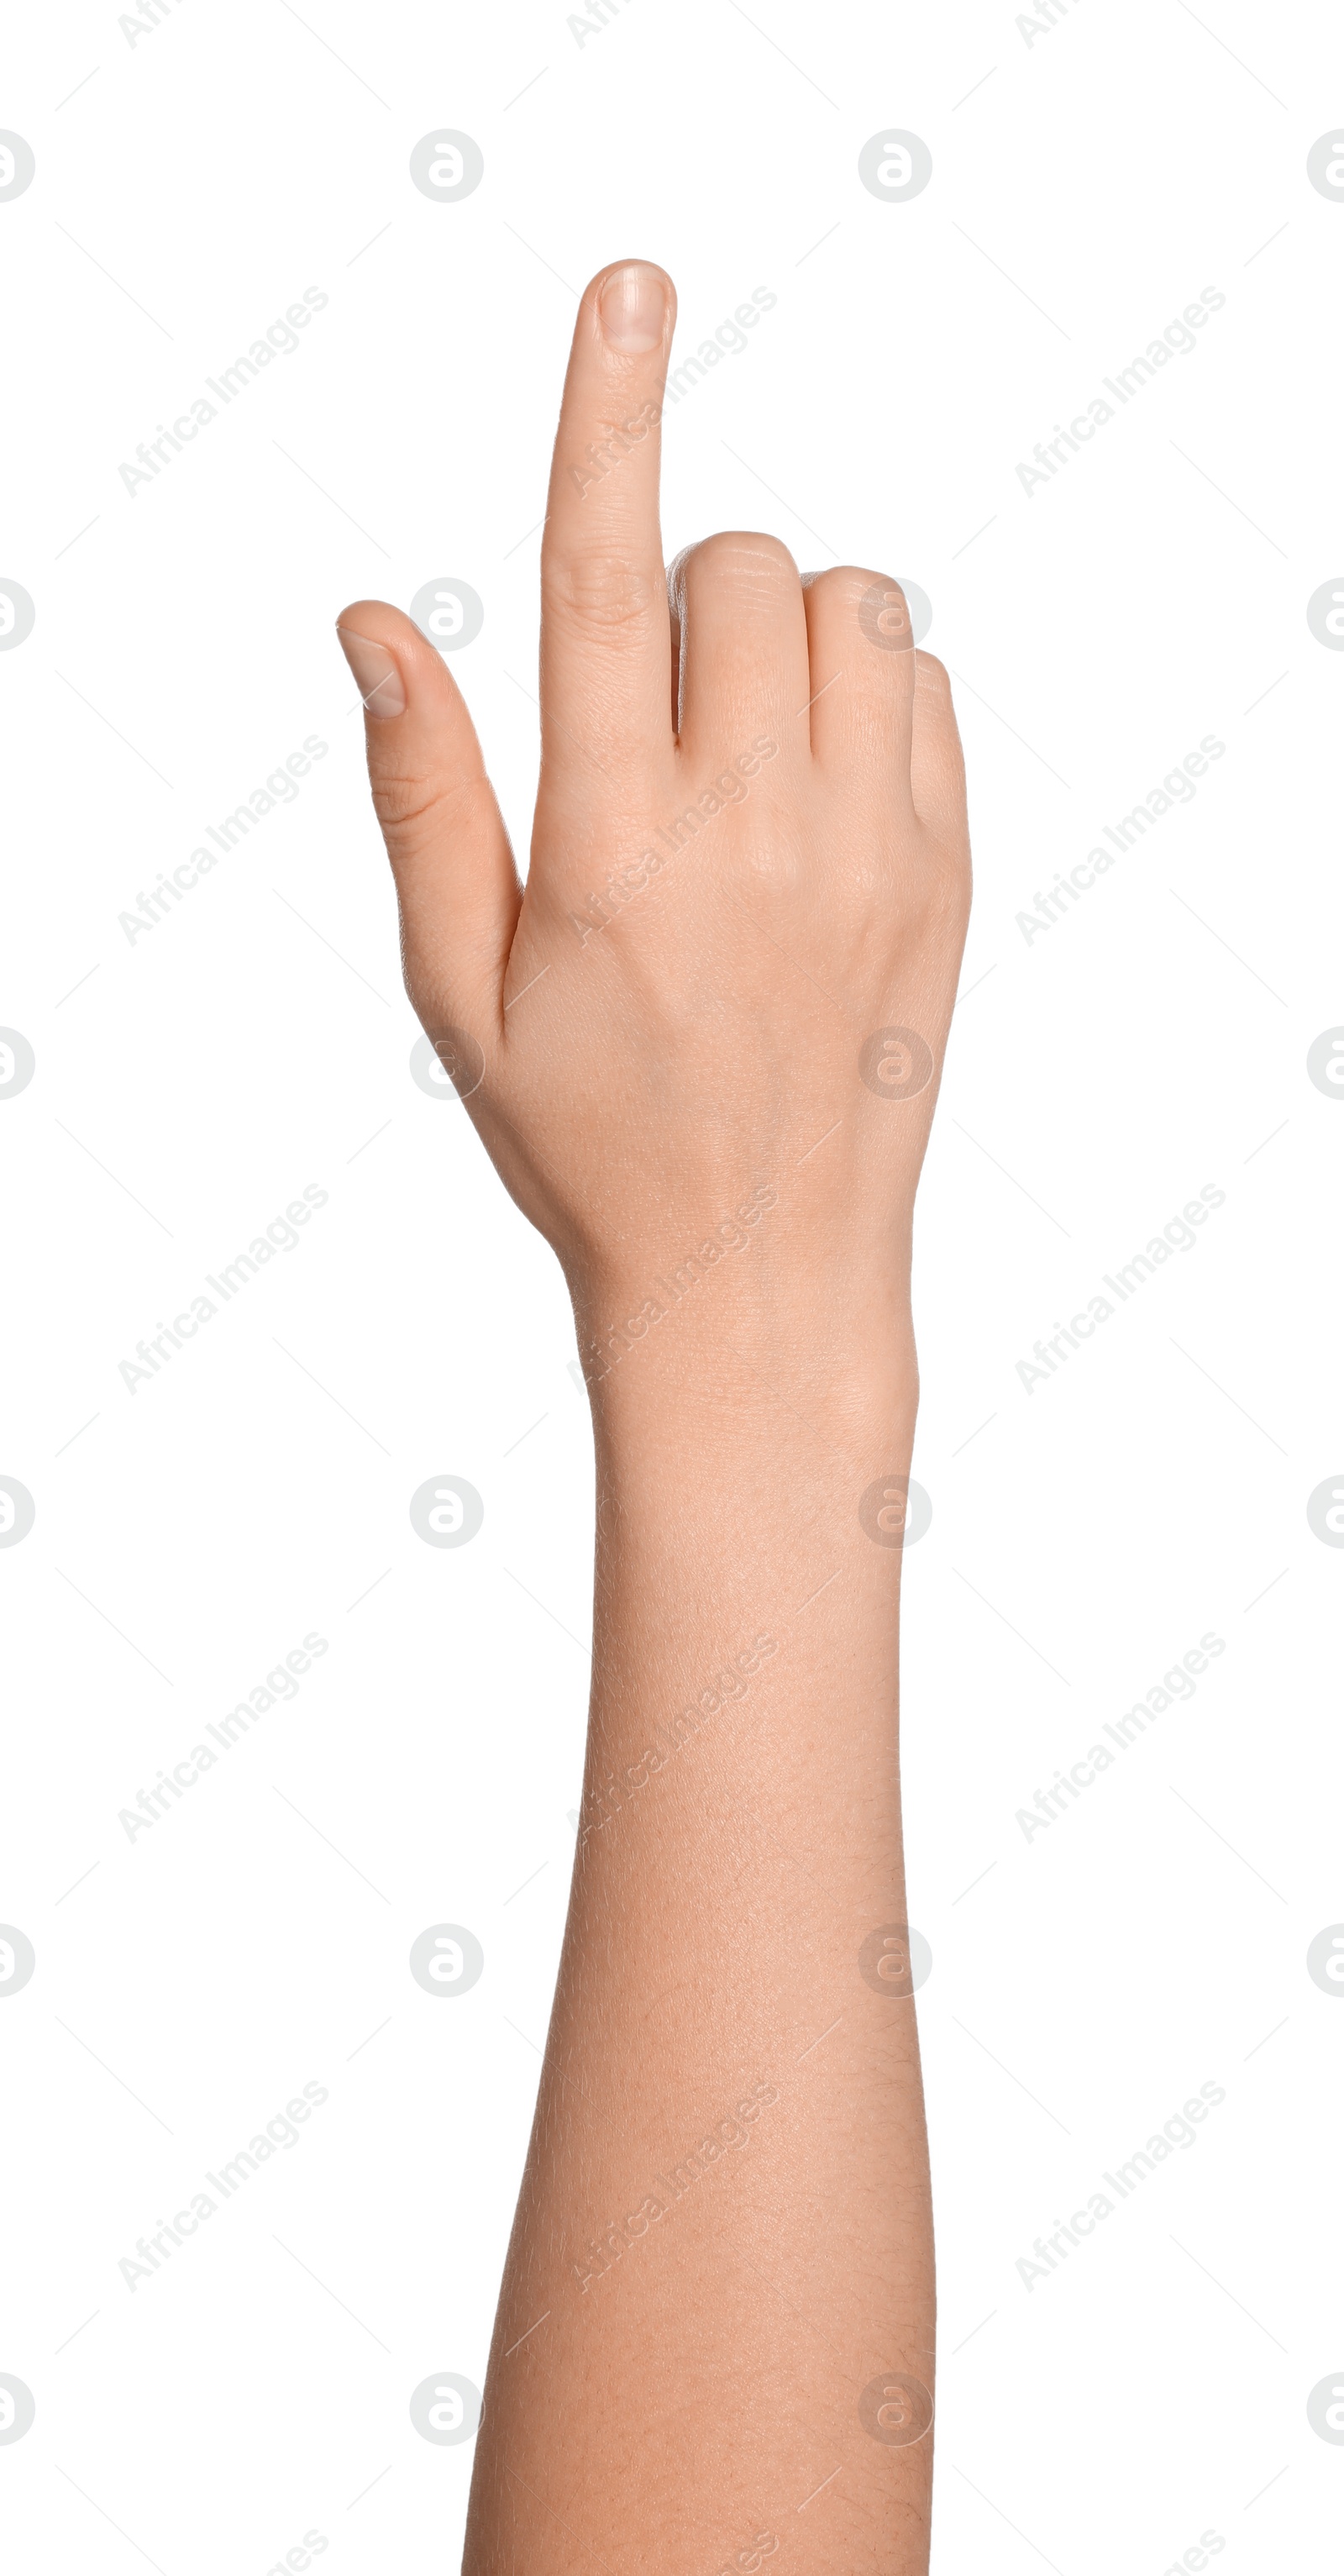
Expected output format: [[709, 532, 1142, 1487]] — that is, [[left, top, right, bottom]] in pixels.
[[540, 261, 676, 786]]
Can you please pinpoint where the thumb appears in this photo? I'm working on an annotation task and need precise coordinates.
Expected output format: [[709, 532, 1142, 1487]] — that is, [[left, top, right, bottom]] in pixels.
[[336, 601, 520, 1046]]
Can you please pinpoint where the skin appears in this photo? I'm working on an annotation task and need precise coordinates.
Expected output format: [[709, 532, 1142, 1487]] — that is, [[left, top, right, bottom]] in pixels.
[[338, 259, 970, 2573]]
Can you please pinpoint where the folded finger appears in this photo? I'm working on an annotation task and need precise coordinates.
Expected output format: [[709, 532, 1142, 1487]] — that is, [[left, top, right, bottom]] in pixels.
[[800, 569, 916, 811]]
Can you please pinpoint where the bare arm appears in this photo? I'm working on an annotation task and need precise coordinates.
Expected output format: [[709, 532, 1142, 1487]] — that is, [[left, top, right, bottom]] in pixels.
[[337, 259, 969, 2572]]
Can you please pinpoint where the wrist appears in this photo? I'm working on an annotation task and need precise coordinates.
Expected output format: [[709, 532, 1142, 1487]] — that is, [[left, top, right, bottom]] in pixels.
[[572, 1224, 917, 1413], [575, 1270, 919, 1494]]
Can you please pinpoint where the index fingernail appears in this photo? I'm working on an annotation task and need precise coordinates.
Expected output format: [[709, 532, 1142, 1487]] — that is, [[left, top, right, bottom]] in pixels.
[[597, 262, 667, 353]]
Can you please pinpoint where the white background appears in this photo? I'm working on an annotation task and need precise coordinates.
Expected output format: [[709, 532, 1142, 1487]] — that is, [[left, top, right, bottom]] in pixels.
[[2, 2, 1341, 2570]]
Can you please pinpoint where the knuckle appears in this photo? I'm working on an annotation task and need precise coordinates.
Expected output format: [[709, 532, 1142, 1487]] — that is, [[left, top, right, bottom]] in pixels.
[[545, 549, 661, 633], [811, 568, 916, 660], [682, 529, 800, 591], [370, 765, 487, 847], [807, 563, 900, 606], [730, 830, 802, 893]]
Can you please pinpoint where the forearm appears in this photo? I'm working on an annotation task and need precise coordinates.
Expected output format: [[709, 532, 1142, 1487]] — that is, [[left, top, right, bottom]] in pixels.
[[465, 1289, 936, 2571]]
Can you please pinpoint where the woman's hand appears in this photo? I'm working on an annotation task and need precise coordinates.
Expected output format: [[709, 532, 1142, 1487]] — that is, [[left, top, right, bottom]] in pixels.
[[336, 260, 969, 1403]]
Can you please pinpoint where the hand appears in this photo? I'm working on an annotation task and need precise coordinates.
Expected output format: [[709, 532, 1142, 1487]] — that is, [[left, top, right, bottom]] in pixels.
[[336, 260, 970, 1401]]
